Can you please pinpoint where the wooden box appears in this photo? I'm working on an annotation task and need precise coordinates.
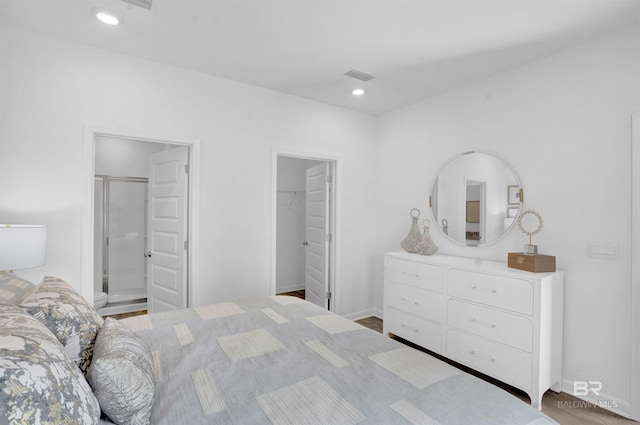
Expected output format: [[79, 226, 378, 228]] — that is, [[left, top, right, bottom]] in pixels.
[[508, 252, 556, 273]]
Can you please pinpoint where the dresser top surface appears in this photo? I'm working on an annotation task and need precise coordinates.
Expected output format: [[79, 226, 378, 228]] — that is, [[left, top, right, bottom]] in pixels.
[[385, 252, 562, 278]]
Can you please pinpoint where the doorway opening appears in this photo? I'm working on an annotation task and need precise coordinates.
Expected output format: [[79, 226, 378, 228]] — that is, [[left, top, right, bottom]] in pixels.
[[464, 179, 485, 246], [90, 135, 191, 316], [94, 174, 149, 315], [273, 154, 336, 311]]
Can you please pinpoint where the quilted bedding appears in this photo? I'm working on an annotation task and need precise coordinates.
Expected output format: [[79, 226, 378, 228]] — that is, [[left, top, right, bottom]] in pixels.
[[100, 295, 557, 425]]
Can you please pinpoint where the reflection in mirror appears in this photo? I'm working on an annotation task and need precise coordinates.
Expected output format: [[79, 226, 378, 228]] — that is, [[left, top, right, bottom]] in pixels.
[[430, 151, 522, 246]]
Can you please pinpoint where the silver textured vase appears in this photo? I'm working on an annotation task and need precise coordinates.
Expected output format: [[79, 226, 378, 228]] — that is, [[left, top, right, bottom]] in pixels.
[[415, 219, 438, 256], [400, 208, 422, 253]]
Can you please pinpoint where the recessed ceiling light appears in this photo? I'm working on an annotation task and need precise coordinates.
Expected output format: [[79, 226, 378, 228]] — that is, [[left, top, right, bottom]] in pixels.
[[92, 8, 121, 26], [352, 88, 365, 96]]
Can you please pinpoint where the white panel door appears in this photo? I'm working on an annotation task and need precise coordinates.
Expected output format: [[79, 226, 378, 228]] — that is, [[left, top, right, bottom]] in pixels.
[[305, 163, 330, 309], [147, 146, 189, 313]]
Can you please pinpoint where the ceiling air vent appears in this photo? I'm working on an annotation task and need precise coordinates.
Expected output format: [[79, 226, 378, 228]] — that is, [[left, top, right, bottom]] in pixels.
[[120, 0, 153, 10], [344, 68, 375, 82]]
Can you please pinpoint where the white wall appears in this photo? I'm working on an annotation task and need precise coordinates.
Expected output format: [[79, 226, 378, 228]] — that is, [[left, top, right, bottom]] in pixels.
[[0, 25, 378, 319], [375, 26, 640, 414], [275, 156, 323, 293]]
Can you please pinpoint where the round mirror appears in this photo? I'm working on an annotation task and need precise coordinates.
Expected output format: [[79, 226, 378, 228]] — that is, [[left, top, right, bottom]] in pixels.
[[429, 151, 523, 246]]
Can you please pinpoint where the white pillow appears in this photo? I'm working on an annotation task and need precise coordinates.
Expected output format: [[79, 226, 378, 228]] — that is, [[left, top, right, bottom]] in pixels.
[[87, 317, 155, 425]]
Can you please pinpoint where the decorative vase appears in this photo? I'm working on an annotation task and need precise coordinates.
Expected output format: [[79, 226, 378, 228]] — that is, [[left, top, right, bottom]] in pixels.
[[415, 219, 438, 256], [400, 208, 422, 253]]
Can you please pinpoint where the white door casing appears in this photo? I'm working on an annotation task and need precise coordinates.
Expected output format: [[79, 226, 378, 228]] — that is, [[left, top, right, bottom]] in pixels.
[[631, 112, 640, 421], [147, 146, 189, 313], [305, 163, 331, 309], [82, 127, 200, 312]]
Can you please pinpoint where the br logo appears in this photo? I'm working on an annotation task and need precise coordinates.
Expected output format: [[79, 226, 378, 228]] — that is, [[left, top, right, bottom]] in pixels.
[[573, 381, 602, 396]]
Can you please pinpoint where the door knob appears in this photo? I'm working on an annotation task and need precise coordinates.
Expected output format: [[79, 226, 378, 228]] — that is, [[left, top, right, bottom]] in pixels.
[[144, 251, 152, 258]]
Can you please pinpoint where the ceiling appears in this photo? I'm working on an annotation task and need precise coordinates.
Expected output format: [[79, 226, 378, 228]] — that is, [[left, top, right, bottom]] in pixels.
[[1, 0, 638, 115]]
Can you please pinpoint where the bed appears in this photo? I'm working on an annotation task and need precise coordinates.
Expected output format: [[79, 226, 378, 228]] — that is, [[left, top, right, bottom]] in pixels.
[[0, 275, 557, 425]]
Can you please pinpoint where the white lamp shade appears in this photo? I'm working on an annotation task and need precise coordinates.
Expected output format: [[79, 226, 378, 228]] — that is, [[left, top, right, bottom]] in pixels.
[[0, 225, 47, 270]]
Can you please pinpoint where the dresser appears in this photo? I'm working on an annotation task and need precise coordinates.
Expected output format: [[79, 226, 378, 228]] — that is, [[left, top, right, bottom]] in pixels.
[[383, 252, 564, 409]]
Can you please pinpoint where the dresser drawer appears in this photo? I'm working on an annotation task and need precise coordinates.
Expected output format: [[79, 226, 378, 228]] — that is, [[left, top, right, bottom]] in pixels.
[[386, 282, 443, 324], [448, 269, 533, 315], [447, 300, 533, 352], [386, 258, 442, 293], [385, 308, 442, 353], [446, 330, 532, 390]]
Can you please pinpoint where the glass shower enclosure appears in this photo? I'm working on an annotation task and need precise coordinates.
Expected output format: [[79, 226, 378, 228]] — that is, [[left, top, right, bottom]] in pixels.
[[94, 176, 149, 308]]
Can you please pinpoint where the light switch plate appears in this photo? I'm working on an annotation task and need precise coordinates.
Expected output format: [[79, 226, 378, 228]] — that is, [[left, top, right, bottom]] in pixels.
[[587, 241, 619, 260]]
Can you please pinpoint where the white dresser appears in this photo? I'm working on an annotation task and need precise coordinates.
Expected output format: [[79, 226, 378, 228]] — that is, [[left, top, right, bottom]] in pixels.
[[383, 252, 564, 409]]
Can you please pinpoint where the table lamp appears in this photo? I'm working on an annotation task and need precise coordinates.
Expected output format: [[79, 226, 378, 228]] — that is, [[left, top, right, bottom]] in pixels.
[[0, 224, 47, 273]]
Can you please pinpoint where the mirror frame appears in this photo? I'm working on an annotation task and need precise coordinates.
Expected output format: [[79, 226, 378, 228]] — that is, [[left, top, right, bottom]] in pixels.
[[428, 150, 523, 247]]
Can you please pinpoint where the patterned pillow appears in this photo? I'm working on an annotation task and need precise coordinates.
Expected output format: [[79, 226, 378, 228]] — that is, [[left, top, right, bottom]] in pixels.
[[0, 274, 35, 305], [87, 318, 155, 425], [0, 304, 100, 424], [20, 276, 104, 374]]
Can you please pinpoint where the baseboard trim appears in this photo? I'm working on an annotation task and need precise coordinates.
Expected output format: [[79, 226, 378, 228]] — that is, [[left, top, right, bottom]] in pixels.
[[275, 284, 304, 294], [345, 308, 383, 322], [561, 378, 631, 419], [98, 301, 147, 317]]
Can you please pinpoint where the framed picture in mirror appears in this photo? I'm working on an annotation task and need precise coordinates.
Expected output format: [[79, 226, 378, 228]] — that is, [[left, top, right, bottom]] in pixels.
[[508, 185, 520, 205], [466, 201, 480, 223]]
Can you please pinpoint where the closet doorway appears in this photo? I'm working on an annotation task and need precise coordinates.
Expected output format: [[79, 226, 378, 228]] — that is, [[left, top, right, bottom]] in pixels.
[[274, 155, 336, 310], [93, 136, 190, 316]]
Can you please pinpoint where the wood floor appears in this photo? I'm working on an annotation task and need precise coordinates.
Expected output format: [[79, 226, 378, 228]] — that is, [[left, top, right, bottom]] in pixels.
[[278, 290, 305, 299], [353, 316, 383, 333], [104, 310, 147, 320], [106, 292, 637, 424]]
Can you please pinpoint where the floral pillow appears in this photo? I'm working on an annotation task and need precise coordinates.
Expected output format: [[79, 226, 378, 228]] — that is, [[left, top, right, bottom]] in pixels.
[[0, 304, 100, 424], [0, 274, 35, 306], [20, 276, 104, 374]]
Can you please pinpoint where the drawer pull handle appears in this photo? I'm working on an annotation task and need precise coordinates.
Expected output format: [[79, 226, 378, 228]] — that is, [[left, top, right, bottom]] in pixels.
[[470, 318, 497, 329], [470, 350, 496, 363], [471, 286, 498, 294], [401, 324, 419, 333], [401, 271, 421, 278]]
